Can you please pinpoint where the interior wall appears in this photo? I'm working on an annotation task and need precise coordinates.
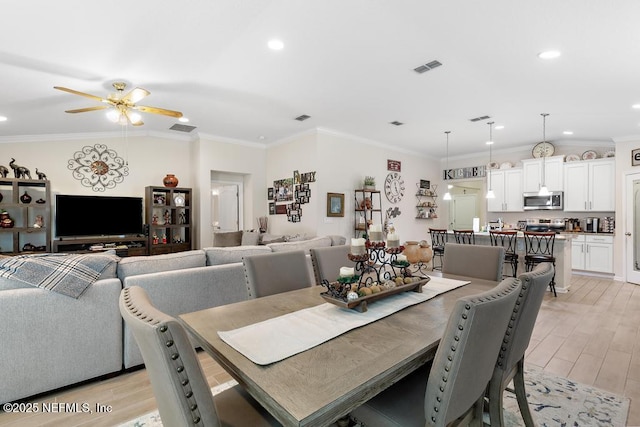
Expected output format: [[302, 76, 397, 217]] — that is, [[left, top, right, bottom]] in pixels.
[[313, 130, 440, 243], [195, 135, 267, 248], [265, 131, 319, 236]]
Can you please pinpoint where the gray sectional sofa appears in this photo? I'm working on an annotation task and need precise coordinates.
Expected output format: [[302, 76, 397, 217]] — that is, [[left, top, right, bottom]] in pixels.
[[0, 235, 346, 404]]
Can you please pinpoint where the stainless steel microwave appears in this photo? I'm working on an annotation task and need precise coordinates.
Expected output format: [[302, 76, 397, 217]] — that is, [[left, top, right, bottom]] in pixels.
[[522, 191, 563, 210]]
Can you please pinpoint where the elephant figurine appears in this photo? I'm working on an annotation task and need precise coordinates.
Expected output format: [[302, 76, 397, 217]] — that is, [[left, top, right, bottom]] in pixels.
[[35, 168, 47, 180], [0, 165, 8, 178], [9, 158, 31, 179]]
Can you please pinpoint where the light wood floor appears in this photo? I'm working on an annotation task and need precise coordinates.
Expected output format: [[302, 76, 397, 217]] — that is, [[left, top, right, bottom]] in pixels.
[[1, 274, 639, 427]]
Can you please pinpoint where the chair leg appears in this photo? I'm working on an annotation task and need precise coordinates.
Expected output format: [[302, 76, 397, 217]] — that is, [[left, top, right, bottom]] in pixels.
[[549, 262, 557, 297], [488, 371, 506, 427], [513, 358, 536, 427], [511, 259, 518, 278]]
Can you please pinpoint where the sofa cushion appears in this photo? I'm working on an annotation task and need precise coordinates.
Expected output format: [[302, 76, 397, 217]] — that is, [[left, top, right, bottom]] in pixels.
[[204, 246, 272, 266], [241, 231, 261, 246], [213, 231, 243, 247], [267, 236, 332, 254], [328, 235, 347, 246], [117, 250, 206, 281]]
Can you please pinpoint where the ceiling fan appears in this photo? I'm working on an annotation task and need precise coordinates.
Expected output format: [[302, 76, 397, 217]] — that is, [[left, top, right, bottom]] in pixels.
[[54, 81, 183, 126]]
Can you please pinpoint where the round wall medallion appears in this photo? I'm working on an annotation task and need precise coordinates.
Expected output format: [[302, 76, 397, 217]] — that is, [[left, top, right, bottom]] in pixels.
[[68, 144, 129, 191], [90, 160, 109, 175]]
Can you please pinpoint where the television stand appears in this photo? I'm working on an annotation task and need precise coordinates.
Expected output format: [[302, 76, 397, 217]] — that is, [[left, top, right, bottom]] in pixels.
[[53, 236, 148, 256]]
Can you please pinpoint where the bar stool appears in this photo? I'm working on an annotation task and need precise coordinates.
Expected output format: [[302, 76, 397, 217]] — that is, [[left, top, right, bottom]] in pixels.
[[523, 231, 557, 296], [453, 229, 475, 245], [490, 230, 519, 278], [429, 228, 448, 271]]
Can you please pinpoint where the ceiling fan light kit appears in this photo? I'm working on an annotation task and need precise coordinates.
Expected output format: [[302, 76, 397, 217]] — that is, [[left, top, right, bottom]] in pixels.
[[54, 81, 183, 127]]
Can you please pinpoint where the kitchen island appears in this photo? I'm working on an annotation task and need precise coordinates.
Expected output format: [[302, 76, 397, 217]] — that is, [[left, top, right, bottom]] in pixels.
[[444, 230, 573, 293]]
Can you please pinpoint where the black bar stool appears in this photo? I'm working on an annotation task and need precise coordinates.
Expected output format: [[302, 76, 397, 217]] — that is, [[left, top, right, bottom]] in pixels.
[[429, 228, 448, 271], [453, 229, 475, 245], [489, 230, 519, 278], [523, 231, 557, 296]]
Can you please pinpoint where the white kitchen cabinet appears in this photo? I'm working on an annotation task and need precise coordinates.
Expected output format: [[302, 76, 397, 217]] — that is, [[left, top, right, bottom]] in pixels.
[[571, 234, 614, 273], [522, 156, 564, 193], [487, 168, 523, 212], [563, 158, 614, 212]]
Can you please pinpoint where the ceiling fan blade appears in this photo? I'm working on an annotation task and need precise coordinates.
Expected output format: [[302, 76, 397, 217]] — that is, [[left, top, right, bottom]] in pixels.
[[124, 110, 144, 126], [54, 86, 107, 103], [134, 105, 183, 118], [122, 87, 150, 104], [65, 105, 110, 113]]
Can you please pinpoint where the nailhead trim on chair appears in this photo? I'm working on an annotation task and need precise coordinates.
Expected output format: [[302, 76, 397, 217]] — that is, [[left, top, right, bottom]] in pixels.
[[427, 280, 520, 424], [122, 288, 204, 426]]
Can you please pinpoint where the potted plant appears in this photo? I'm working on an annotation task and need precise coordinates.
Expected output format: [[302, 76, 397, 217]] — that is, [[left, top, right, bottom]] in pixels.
[[363, 176, 376, 191]]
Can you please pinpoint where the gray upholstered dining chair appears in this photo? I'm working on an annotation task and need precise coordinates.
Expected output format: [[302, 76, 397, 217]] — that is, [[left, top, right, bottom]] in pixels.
[[487, 262, 554, 427], [243, 250, 313, 298], [119, 286, 279, 427], [349, 276, 522, 427], [442, 242, 505, 281], [310, 245, 354, 286]]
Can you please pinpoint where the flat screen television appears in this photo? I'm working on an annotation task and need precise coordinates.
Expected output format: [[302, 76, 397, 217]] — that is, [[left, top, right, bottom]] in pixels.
[[55, 194, 143, 238]]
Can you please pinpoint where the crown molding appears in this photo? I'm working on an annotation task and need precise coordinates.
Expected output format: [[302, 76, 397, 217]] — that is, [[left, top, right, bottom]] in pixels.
[[0, 129, 197, 144], [316, 127, 431, 159], [198, 132, 267, 149]]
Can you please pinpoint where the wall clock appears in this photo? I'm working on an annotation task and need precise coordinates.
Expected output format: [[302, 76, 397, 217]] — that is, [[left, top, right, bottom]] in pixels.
[[384, 172, 405, 203], [532, 141, 555, 158]]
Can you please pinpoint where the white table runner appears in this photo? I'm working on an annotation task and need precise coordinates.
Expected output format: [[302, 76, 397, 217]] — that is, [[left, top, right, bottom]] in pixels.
[[218, 276, 470, 365]]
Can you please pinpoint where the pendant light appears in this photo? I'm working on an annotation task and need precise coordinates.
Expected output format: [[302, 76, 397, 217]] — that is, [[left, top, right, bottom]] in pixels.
[[443, 131, 452, 201], [538, 113, 551, 196], [486, 121, 495, 199]]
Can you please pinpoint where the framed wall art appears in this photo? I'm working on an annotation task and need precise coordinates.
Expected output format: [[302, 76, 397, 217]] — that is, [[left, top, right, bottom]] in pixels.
[[267, 187, 274, 200], [327, 192, 344, 217]]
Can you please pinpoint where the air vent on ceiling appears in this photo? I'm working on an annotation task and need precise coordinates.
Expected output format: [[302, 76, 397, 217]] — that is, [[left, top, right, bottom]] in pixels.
[[390, 121, 404, 126], [413, 60, 442, 74], [295, 114, 311, 121], [469, 115, 491, 122], [170, 123, 197, 132]]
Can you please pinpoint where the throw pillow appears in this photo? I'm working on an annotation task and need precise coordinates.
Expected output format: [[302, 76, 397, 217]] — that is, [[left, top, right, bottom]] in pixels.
[[213, 230, 243, 247], [241, 231, 260, 246], [259, 233, 286, 245]]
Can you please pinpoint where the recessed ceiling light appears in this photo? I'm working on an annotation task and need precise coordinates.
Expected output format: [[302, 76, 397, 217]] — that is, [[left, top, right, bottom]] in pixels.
[[632, 104, 640, 109], [268, 39, 284, 50], [563, 131, 574, 135], [258, 135, 266, 140], [494, 125, 504, 130], [538, 50, 561, 59], [486, 140, 494, 145], [178, 117, 189, 123], [0, 116, 6, 122]]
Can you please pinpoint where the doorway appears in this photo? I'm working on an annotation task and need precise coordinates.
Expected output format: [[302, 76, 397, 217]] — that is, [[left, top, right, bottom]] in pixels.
[[211, 181, 243, 232], [625, 173, 640, 284], [451, 194, 478, 229]]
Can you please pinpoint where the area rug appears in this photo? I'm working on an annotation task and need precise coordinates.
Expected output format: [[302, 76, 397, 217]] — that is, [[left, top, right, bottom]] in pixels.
[[120, 368, 630, 427], [499, 367, 630, 427]]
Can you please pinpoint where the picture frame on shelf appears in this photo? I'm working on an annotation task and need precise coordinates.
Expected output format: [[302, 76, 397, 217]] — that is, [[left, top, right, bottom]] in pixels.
[[327, 192, 344, 217], [153, 193, 166, 205]]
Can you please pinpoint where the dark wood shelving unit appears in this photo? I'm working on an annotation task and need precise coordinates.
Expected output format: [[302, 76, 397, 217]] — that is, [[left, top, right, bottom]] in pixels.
[[145, 186, 193, 255], [0, 178, 51, 255]]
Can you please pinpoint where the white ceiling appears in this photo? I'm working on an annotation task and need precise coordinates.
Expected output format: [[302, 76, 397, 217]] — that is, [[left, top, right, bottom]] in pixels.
[[1, 0, 638, 158]]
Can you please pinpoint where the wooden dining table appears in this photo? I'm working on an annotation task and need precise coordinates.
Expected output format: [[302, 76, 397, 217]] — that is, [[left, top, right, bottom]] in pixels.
[[179, 274, 497, 427]]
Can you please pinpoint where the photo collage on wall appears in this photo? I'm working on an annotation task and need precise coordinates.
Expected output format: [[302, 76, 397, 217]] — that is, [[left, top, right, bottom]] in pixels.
[[268, 170, 316, 222]]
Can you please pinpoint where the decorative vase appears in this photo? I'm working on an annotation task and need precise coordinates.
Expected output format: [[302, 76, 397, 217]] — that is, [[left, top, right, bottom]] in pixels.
[[418, 240, 433, 263], [20, 191, 32, 204], [1, 217, 14, 228], [402, 241, 421, 264], [163, 174, 179, 188]]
